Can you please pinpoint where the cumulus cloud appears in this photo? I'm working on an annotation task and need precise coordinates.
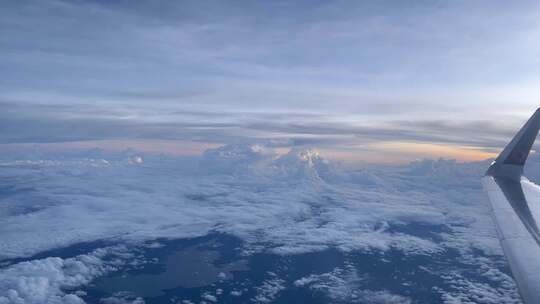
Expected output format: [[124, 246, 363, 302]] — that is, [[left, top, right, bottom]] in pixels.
[[437, 269, 520, 304], [252, 272, 286, 304], [0, 144, 526, 303], [0, 144, 467, 259], [100, 292, 145, 304], [294, 265, 411, 304], [0, 246, 130, 304]]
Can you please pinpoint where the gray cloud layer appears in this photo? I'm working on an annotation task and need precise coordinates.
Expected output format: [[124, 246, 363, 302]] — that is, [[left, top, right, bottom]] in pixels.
[[0, 100, 522, 152], [2, 1, 540, 154]]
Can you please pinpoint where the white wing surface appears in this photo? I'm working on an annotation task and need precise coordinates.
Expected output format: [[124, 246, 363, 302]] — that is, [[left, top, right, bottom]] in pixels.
[[483, 108, 540, 303]]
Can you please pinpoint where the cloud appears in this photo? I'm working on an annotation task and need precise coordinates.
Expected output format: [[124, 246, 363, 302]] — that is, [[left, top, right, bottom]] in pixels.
[[0, 144, 498, 260], [294, 265, 412, 304], [2, 0, 540, 155], [0, 99, 531, 161], [100, 292, 145, 304], [0, 143, 530, 303], [252, 273, 286, 304], [437, 269, 520, 304], [0, 246, 131, 304], [1, 1, 538, 301]]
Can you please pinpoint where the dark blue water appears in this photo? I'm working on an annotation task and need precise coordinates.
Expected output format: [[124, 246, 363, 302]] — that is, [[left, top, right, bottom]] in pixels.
[[62, 228, 513, 304]]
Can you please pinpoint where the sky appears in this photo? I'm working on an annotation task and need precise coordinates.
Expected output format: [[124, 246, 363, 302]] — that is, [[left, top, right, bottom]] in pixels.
[[2, 0, 540, 163]]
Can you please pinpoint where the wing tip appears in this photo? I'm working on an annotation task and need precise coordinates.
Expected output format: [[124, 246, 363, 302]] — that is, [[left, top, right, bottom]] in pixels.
[[486, 107, 540, 179]]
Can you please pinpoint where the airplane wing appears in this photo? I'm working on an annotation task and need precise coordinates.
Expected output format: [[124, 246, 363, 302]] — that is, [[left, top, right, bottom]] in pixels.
[[482, 108, 540, 303]]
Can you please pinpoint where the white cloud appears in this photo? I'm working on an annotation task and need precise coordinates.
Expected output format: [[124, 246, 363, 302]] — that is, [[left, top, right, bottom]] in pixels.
[[294, 265, 411, 304], [0, 145, 469, 260], [437, 269, 520, 304], [0, 144, 523, 303], [0, 246, 130, 304], [100, 293, 145, 304], [252, 272, 286, 304], [201, 293, 217, 303]]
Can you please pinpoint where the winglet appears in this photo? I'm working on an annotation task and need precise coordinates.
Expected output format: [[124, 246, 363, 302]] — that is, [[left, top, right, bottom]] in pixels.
[[486, 108, 540, 180]]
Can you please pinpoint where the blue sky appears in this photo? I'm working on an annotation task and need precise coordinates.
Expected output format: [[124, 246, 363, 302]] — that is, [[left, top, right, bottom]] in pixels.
[[2, 0, 540, 162]]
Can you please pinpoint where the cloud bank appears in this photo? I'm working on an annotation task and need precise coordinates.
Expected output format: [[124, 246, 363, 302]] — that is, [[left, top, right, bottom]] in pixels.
[[0, 144, 529, 302]]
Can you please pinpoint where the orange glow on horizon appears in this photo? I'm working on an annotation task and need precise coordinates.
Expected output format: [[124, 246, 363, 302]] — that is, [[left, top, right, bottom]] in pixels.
[[319, 142, 498, 164], [0, 139, 498, 164], [372, 142, 497, 161]]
